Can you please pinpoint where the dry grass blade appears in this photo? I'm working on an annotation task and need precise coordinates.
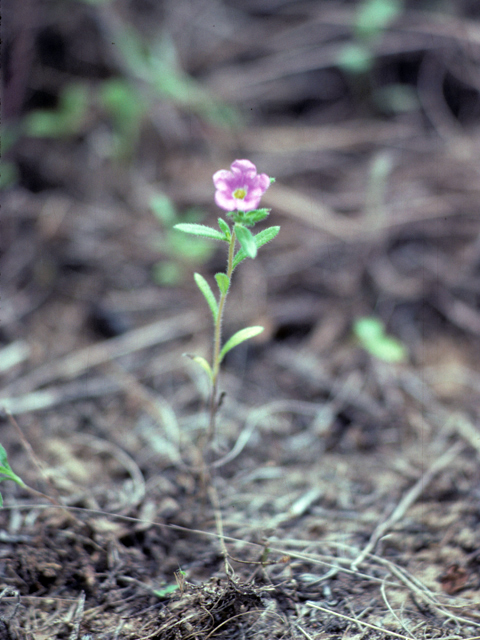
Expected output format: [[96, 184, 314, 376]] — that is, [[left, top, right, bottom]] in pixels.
[[0, 312, 202, 397], [351, 441, 465, 570]]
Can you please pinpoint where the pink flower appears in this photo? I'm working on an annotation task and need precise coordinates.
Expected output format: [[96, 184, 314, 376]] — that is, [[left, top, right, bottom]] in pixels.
[[213, 159, 270, 212]]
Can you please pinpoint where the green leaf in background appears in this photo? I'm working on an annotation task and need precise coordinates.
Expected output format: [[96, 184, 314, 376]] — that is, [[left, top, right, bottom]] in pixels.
[[356, 0, 403, 41], [174, 223, 226, 241], [232, 226, 280, 270], [152, 261, 183, 286], [194, 273, 218, 322], [165, 231, 213, 261], [153, 584, 179, 598], [0, 443, 26, 491], [354, 316, 407, 363], [373, 84, 419, 114], [183, 354, 213, 381], [24, 83, 89, 138], [99, 78, 145, 156], [215, 273, 230, 295], [0, 162, 19, 191], [217, 218, 231, 241], [219, 326, 264, 362], [338, 43, 374, 75], [234, 224, 257, 259], [150, 193, 177, 226]]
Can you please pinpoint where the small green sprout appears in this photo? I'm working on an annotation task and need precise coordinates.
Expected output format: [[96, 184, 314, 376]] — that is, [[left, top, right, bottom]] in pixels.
[[0, 444, 26, 508], [354, 316, 407, 363], [175, 160, 279, 442]]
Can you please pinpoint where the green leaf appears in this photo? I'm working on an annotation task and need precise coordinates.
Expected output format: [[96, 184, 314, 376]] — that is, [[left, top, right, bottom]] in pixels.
[[219, 326, 264, 363], [154, 584, 179, 598], [174, 224, 226, 241], [232, 226, 280, 270], [242, 208, 270, 227], [0, 444, 25, 487], [337, 43, 373, 75], [24, 83, 89, 138], [367, 337, 407, 363], [0, 445, 8, 467], [152, 261, 183, 286], [150, 193, 177, 226], [217, 218, 231, 240], [354, 317, 383, 341], [183, 354, 213, 381], [356, 0, 402, 41], [353, 317, 407, 363], [234, 224, 257, 259], [194, 273, 218, 322], [215, 273, 230, 295]]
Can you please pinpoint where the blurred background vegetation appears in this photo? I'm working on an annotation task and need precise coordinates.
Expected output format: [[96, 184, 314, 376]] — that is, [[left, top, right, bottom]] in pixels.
[[3, 0, 480, 353]]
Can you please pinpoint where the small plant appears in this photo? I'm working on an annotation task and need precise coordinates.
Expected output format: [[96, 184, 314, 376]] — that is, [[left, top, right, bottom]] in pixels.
[[338, 0, 403, 76], [338, 0, 418, 114], [0, 444, 26, 508], [174, 160, 279, 442]]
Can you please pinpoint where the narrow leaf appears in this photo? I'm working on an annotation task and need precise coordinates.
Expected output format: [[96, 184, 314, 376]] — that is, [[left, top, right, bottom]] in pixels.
[[194, 273, 218, 322], [0, 445, 8, 467], [354, 317, 407, 363], [215, 273, 230, 295], [232, 226, 280, 270], [219, 326, 264, 363], [242, 208, 270, 227], [217, 218, 231, 240], [0, 445, 24, 486], [183, 354, 213, 381], [234, 224, 257, 259], [174, 223, 226, 241]]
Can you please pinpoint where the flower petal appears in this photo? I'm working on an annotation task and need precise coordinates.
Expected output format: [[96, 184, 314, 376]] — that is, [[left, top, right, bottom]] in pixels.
[[215, 190, 238, 211], [230, 159, 257, 174], [213, 159, 271, 211]]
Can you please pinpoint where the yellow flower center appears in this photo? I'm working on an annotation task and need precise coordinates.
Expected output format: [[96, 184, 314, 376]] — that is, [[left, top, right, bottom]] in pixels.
[[233, 187, 247, 200]]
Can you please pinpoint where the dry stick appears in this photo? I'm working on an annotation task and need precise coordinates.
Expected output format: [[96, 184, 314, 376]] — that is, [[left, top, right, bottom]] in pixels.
[[375, 555, 480, 629], [0, 377, 121, 416], [0, 312, 201, 398], [104, 362, 184, 465], [380, 577, 416, 640], [350, 440, 465, 571], [453, 413, 480, 459]]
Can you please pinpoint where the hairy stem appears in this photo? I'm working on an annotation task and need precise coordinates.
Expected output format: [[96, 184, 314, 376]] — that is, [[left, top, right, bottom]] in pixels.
[[207, 231, 236, 442]]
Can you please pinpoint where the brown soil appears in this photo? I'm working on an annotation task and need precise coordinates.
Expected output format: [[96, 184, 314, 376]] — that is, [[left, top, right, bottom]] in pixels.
[[2, 1, 480, 638]]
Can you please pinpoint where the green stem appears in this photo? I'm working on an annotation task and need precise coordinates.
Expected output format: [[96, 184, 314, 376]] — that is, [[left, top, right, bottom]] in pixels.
[[207, 230, 236, 442]]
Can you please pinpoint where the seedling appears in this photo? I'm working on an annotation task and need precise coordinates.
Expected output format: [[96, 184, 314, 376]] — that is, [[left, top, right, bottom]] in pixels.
[[175, 160, 279, 442], [338, 0, 403, 76]]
